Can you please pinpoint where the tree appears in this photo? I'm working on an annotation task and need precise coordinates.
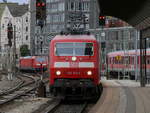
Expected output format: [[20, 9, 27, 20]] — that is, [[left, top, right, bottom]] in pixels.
[[20, 45, 30, 56]]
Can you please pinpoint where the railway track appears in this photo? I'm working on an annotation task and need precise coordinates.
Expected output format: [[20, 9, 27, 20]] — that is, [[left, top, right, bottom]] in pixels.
[[0, 75, 24, 95], [33, 80, 103, 113], [34, 100, 87, 113], [0, 73, 42, 106], [0, 70, 8, 73], [51, 102, 87, 113]]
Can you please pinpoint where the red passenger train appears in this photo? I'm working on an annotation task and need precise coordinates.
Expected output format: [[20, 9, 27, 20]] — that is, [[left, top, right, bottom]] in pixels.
[[107, 49, 150, 80], [19, 56, 48, 72], [49, 34, 101, 100]]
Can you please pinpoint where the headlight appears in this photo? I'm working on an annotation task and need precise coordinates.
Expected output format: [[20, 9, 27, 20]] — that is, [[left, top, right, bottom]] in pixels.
[[87, 71, 92, 75], [72, 56, 77, 61], [56, 71, 61, 75]]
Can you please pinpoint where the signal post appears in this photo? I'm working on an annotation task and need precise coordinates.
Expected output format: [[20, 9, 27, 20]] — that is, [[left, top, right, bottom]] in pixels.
[[36, 0, 47, 97], [7, 21, 17, 80], [7, 21, 13, 80]]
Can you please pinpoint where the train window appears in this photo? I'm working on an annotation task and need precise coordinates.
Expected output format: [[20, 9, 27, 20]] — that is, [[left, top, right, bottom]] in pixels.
[[113, 57, 115, 64], [115, 58, 117, 64], [147, 56, 150, 64], [124, 56, 129, 64], [128, 56, 130, 64], [118, 60, 121, 64], [137, 56, 140, 64], [131, 57, 134, 64], [75, 43, 93, 56], [147, 59, 150, 64], [55, 42, 93, 56], [120, 56, 123, 64], [56, 43, 73, 48], [36, 57, 46, 62], [109, 58, 111, 64], [56, 48, 73, 56]]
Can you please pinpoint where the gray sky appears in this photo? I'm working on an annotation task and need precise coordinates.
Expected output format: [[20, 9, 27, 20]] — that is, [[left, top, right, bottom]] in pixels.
[[0, 0, 28, 4]]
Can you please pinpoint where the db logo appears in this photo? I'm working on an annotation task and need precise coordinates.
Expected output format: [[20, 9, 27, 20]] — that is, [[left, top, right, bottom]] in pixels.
[[70, 62, 78, 67]]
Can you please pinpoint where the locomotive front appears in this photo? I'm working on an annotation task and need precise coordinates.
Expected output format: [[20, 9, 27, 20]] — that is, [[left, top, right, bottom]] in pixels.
[[49, 35, 100, 100]]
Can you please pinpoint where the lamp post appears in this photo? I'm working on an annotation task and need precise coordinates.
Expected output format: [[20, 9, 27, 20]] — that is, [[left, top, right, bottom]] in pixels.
[[135, 30, 139, 81]]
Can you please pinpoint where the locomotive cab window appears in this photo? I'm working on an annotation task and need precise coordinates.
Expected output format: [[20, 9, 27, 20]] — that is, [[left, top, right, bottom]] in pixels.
[[55, 42, 94, 56], [36, 57, 46, 62], [75, 43, 93, 56], [55, 43, 73, 56]]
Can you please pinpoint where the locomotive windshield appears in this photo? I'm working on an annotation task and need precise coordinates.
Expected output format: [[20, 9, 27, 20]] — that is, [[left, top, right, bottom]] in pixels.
[[55, 42, 93, 56], [36, 57, 46, 62]]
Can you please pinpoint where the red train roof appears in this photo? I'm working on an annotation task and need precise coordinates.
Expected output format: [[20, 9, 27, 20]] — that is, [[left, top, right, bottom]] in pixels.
[[20, 56, 47, 59], [20, 56, 34, 59], [108, 48, 150, 57], [52, 35, 96, 42]]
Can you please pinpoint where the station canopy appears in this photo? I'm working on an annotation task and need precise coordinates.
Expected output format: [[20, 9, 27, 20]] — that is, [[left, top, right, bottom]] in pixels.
[[97, 0, 150, 32]]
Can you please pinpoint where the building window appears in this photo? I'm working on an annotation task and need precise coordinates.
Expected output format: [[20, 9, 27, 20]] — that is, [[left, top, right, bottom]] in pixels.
[[68, 1, 83, 11], [26, 17, 28, 22], [83, 2, 89, 11], [51, 4, 58, 12], [26, 27, 28, 32], [49, 14, 65, 23], [2, 24, 4, 29], [79, 2, 82, 10], [58, 2, 64, 11], [115, 31, 119, 40], [71, 2, 75, 10], [26, 35, 28, 40]]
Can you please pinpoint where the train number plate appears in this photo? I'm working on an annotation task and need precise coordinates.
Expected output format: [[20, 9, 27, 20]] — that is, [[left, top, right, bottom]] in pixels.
[[70, 62, 79, 67], [66, 71, 81, 75]]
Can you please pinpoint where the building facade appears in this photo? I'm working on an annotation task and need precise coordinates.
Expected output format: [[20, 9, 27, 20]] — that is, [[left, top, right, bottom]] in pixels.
[[89, 26, 139, 72], [0, 4, 30, 68], [46, 0, 99, 32], [30, 0, 142, 57], [30, 0, 99, 55]]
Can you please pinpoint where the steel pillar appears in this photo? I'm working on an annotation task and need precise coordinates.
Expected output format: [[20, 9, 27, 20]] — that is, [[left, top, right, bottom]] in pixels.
[[140, 30, 146, 87]]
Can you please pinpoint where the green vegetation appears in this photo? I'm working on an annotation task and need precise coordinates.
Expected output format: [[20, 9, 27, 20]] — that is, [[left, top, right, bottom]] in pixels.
[[20, 44, 30, 56]]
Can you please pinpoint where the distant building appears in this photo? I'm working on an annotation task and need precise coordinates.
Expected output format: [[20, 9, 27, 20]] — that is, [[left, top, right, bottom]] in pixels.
[[0, 3, 13, 54], [46, 0, 99, 32], [30, 0, 99, 55], [89, 26, 139, 71], [105, 16, 129, 28], [0, 3, 30, 58]]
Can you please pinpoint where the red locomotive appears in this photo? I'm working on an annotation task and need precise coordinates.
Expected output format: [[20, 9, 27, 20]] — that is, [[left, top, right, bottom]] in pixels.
[[49, 34, 101, 100], [107, 49, 150, 80], [19, 56, 48, 72]]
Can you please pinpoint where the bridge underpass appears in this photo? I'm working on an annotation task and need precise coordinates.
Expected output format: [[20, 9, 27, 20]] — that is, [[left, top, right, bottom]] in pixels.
[[97, 0, 150, 86]]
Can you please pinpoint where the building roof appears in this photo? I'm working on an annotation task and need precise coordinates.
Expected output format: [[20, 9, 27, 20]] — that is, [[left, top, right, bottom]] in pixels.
[[0, 3, 7, 21], [7, 4, 28, 17], [0, 3, 28, 21]]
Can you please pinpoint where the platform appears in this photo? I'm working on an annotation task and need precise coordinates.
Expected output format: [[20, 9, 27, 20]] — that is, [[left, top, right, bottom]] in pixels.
[[89, 79, 150, 113]]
